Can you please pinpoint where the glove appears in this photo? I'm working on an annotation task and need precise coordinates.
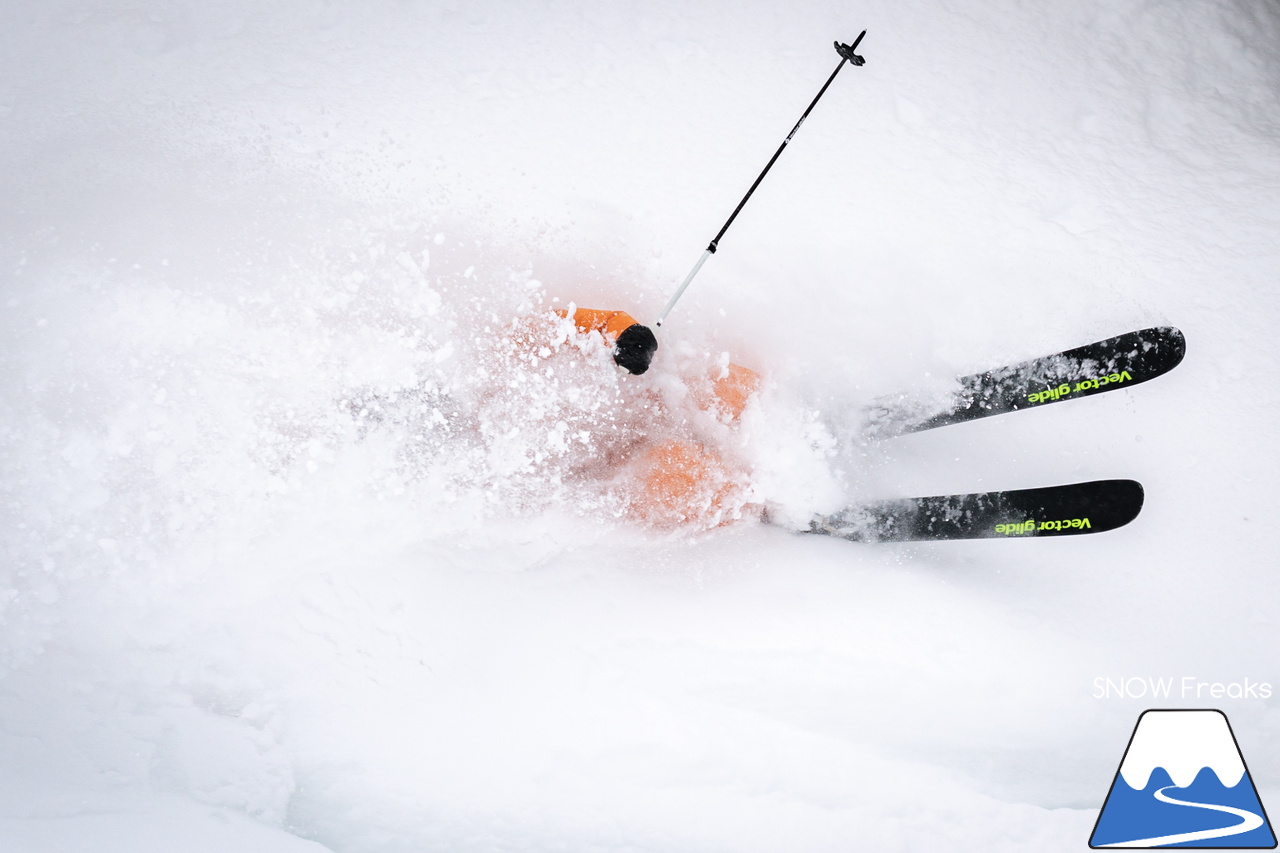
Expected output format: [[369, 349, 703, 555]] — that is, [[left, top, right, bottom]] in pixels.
[[613, 323, 658, 375]]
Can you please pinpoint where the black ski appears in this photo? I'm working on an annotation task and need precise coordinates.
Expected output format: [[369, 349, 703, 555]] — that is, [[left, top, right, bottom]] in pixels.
[[866, 327, 1185, 438], [808, 479, 1144, 542]]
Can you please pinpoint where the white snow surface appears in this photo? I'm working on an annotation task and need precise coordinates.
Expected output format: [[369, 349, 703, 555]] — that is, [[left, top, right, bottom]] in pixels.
[[1118, 710, 1246, 790], [3, 1, 1280, 850]]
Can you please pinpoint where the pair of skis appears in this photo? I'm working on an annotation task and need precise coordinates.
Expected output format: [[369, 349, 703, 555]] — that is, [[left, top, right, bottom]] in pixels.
[[807, 327, 1185, 543]]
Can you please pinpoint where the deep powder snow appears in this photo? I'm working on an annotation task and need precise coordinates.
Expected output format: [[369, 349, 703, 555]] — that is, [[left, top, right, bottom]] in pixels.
[[2, 1, 1279, 851]]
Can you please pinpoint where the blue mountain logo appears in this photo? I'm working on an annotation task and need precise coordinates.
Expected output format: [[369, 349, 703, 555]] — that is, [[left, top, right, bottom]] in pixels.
[[1090, 709, 1276, 848]]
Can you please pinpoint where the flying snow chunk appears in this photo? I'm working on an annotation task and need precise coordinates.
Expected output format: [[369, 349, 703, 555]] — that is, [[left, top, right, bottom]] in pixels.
[[1090, 710, 1276, 848]]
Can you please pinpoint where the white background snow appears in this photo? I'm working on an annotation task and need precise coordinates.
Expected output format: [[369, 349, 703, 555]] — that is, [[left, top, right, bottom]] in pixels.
[[3, 0, 1279, 850]]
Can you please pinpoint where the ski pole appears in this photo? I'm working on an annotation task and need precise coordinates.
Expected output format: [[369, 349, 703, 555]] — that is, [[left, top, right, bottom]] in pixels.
[[654, 31, 866, 327]]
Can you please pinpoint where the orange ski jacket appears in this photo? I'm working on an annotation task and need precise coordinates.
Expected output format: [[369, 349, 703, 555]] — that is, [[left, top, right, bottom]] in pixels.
[[554, 305, 762, 527], [554, 307, 641, 342]]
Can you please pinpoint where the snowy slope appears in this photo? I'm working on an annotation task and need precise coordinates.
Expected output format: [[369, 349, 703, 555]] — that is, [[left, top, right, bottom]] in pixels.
[[2, 1, 1279, 850]]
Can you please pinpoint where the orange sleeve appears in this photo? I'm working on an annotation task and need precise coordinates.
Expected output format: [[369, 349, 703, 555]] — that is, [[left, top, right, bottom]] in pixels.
[[689, 363, 760, 421], [554, 307, 639, 341], [710, 364, 761, 420]]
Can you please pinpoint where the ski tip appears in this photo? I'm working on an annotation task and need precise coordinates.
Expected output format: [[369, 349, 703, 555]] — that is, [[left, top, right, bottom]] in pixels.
[[1114, 478, 1144, 528], [1147, 326, 1186, 373], [1072, 478, 1144, 533]]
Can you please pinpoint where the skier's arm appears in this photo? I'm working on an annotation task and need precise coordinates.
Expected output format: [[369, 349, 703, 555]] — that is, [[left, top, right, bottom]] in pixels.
[[555, 307, 658, 375]]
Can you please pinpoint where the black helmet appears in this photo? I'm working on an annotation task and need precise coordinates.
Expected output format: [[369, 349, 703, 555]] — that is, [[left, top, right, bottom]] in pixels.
[[613, 324, 658, 375]]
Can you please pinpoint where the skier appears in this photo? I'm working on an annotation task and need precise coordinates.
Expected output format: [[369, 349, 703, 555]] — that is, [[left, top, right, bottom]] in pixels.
[[556, 305, 761, 528], [532, 37, 1157, 543]]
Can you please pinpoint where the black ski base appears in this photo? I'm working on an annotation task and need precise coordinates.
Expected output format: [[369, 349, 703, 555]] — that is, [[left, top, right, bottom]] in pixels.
[[808, 479, 1144, 542]]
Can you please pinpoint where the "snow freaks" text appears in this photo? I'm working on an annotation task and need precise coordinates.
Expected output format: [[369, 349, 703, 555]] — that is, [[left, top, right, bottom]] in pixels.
[[1092, 676, 1274, 700]]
